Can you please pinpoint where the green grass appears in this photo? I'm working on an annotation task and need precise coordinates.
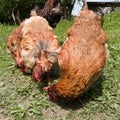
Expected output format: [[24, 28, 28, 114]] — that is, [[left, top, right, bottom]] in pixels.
[[0, 12, 120, 120]]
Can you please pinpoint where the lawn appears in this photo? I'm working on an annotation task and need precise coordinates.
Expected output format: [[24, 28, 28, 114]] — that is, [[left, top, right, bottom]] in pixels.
[[0, 12, 120, 120]]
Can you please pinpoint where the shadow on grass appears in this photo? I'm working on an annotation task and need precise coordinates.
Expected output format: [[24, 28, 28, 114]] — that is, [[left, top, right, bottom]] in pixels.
[[38, 63, 60, 90], [60, 41, 64, 46], [42, 71, 105, 110], [55, 74, 105, 110], [28, 61, 105, 110]]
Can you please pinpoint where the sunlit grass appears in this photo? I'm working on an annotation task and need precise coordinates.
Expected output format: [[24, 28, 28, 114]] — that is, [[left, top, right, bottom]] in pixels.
[[0, 12, 120, 120]]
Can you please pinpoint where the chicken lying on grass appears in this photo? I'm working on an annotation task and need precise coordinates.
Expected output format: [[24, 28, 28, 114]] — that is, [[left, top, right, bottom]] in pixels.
[[7, 16, 61, 82], [44, 5, 109, 100]]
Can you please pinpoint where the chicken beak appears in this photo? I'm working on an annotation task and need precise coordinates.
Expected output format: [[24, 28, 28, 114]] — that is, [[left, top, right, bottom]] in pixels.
[[43, 86, 51, 91], [19, 62, 28, 73]]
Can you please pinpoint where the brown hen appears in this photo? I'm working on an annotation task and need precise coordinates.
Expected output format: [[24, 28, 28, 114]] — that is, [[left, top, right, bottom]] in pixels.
[[44, 5, 108, 100], [20, 16, 61, 82]]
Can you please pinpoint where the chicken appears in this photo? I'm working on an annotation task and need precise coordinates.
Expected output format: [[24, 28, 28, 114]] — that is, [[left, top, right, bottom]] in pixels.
[[20, 16, 60, 82], [6, 22, 28, 72], [44, 5, 108, 100], [31, 0, 63, 28]]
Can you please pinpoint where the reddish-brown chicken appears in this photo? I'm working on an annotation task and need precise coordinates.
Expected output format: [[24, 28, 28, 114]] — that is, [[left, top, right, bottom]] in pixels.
[[20, 16, 61, 82], [6, 22, 28, 72], [7, 16, 60, 82], [44, 5, 108, 100]]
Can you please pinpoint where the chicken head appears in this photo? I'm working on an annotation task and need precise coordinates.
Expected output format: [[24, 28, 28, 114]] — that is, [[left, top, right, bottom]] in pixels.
[[32, 61, 45, 82]]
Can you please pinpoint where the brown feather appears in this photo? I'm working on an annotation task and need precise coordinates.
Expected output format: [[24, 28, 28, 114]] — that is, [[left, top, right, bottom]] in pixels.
[[21, 16, 60, 70], [20, 16, 60, 82], [6, 22, 28, 72], [48, 6, 108, 100]]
